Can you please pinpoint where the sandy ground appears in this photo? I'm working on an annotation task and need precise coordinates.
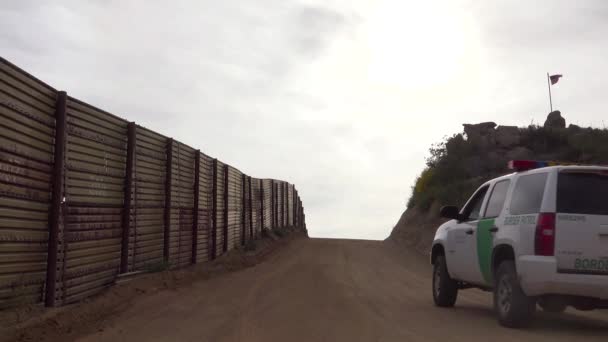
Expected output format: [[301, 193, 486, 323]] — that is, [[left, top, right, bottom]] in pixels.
[[10, 237, 608, 341]]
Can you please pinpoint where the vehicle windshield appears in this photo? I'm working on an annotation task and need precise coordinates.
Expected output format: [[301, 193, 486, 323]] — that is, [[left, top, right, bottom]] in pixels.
[[557, 170, 608, 215]]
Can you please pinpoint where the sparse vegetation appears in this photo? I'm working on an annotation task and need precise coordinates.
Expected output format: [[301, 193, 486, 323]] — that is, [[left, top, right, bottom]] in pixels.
[[272, 227, 286, 238], [144, 260, 171, 273], [244, 239, 257, 251], [407, 124, 608, 212]]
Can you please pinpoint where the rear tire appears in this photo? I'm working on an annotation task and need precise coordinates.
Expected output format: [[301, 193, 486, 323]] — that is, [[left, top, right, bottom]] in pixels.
[[432, 255, 458, 307], [494, 261, 536, 328]]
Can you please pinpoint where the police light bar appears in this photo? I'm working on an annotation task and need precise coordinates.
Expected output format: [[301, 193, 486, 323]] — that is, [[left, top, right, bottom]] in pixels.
[[507, 160, 590, 171], [508, 160, 549, 171]]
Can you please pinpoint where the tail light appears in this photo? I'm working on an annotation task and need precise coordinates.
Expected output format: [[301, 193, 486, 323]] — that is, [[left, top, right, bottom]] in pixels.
[[535, 213, 556, 256]]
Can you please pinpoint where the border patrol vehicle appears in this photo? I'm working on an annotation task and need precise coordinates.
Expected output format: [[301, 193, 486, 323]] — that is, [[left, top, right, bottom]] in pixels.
[[431, 160, 608, 328]]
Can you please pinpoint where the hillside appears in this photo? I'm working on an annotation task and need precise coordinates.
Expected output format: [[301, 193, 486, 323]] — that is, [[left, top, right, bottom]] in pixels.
[[388, 111, 608, 254]]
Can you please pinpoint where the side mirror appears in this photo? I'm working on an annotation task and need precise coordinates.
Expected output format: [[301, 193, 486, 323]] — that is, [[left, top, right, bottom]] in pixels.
[[440, 205, 462, 220]]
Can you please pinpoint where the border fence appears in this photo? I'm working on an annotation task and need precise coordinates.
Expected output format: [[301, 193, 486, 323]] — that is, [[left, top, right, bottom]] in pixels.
[[0, 57, 306, 309]]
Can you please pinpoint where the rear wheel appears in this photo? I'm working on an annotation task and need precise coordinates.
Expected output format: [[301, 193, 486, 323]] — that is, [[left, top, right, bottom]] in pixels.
[[432, 255, 458, 307], [494, 261, 536, 328]]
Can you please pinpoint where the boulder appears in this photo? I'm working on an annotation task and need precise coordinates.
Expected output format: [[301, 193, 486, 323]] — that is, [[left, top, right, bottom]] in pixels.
[[544, 111, 566, 129], [463, 122, 496, 147], [463, 122, 497, 138], [495, 126, 520, 147]]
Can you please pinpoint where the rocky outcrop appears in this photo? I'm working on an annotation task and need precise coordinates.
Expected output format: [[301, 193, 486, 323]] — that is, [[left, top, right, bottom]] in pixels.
[[544, 111, 566, 129], [495, 125, 520, 147], [463, 122, 496, 146]]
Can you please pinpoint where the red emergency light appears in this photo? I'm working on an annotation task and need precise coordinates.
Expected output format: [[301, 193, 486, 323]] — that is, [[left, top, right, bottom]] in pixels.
[[508, 160, 549, 171]]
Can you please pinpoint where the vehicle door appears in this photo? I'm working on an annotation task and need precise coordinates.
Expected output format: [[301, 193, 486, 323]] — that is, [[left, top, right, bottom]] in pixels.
[[477, 179, 511, 285], [554, 169, 608, 275], [446, 185, 489, 283]]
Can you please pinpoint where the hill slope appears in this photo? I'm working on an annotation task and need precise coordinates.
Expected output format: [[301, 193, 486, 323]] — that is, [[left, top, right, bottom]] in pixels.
[[389, 111, 608, 253]]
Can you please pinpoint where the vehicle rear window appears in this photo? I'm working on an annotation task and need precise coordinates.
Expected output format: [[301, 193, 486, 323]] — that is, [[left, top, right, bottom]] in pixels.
[[557, 171, 608, 215], [509, 173, 547, 215]]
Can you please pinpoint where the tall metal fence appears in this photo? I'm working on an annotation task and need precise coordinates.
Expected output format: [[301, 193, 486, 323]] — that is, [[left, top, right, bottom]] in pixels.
[[0, 57, 306, 309]]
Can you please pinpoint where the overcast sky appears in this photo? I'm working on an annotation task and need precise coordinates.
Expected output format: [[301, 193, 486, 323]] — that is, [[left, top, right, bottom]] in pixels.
[[2, 0, 608, 239]]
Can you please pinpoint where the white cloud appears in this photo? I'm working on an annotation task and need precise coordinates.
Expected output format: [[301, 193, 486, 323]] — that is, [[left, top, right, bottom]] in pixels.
[[2, 0, 608, 239]]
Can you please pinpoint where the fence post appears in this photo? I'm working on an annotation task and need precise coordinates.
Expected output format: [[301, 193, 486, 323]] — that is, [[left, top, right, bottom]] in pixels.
[[163, 138, 174, 263], [223, 165, 228, 252], [241, 174, 247, 245], [45, 91, 67, 307], [259, 179, 264, 232], [284, 183, 288, 227], [248, 176, 253, 238], [120, 122, 135, 273], [192, 150, 201, 264], [211, 159, 217, 259]]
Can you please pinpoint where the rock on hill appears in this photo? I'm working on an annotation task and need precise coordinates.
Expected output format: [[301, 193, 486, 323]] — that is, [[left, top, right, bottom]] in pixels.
[[388, 112, 608, 254]]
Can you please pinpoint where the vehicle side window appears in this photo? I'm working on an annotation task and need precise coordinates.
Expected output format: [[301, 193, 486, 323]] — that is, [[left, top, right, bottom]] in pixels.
[[483, 180, 511, 218], [461, 186, 489, 221], [509, 173, 548, 215]]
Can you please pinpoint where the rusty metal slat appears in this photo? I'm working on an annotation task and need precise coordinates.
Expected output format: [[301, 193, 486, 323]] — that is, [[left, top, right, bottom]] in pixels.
[[67, 142, 126, 164], [67, 160, 125, 178], [0, 94, 54, 127], [135, 154, 164, 167], [222, 165, 228, 253], [0, 170, 50, 190], [67, 238, 121, 251], [120, 122, 134, 273], [67, 124, 125, 150], [67, 98, 128, 129], [66, 178, 124, 192], [67, 151, 126, 170], [0, 217, 48, 230], [136, 138, 165, 154], [0, 60, 55, 95], [0, 228, 48, 242], [0, 150, 52, 174], [0, 74, 55, 108], [46, 92, 66, 305], [245, 176, 251, 238], [68, 171, 124, 187], [0, 161, 51, 183], [135, 131, 166, 149], [0, 124, 54, 153], [135, 124, 166, 142], [67, 114, 127, 141], [241, 174, 246, 245], [163, 138, 173, 263], [192, 150, 200, 264], [68, 135, 125, 159], [0, 105, 54, 135], [210, 158, 217, 260], [0, 78, 55, 113], [259, 179, 265, 233]]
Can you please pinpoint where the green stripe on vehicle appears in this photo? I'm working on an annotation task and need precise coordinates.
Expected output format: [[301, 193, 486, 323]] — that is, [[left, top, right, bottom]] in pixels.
[[477, 218, 494, 284]]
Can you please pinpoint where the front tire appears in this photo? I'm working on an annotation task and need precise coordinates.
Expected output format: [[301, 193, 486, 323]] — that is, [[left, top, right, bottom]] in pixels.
[[494, 261, 536, 328], [432, 255, 458, 307]]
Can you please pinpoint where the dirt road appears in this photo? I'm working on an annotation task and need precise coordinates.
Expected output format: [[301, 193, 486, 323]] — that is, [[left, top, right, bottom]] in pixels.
[[76, 238, 608, 341]]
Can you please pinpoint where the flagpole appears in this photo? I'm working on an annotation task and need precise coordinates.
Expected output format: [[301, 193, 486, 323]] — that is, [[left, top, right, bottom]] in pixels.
[[547, 72, 553, 112]]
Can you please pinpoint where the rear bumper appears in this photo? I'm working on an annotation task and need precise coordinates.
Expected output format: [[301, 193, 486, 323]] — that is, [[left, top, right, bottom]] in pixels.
[[518, 255, 608, 299]]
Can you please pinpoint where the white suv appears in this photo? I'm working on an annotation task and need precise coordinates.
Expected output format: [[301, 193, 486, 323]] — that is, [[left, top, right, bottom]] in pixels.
[[431, 160, 608, 328]]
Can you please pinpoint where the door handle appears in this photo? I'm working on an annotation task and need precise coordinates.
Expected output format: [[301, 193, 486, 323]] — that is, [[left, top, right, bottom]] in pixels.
[[489, 227, 499, 233], [465, 229, 474, 235]]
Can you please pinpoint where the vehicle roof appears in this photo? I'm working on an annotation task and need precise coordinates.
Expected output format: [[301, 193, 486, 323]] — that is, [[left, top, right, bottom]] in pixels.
[[485, 165, 608, 185]]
